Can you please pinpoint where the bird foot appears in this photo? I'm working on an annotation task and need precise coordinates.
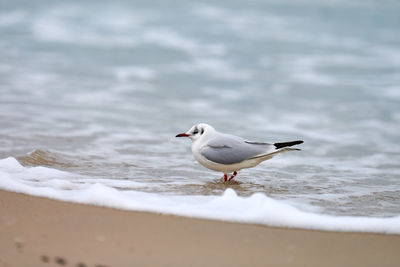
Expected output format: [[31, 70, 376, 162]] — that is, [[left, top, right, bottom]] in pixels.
[[228, 171, 237, 181], [222, 172, 237, 182]]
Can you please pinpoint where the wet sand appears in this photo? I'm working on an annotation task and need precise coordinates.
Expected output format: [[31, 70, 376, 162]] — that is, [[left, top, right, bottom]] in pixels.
[[1, 189, 399, 267]]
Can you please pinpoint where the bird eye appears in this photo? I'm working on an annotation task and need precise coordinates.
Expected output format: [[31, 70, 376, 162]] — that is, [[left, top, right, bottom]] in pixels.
[[193, 130, 199, 135]]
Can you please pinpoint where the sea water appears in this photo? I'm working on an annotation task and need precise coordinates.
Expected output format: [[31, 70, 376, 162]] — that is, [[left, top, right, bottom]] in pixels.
[[0, 0, 400, 234]]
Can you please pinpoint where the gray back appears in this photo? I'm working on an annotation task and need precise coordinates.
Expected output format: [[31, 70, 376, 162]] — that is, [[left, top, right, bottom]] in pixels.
[[200, 133, 274, 164]]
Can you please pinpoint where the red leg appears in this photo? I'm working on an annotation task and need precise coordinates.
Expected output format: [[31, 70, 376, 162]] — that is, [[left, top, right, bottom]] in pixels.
[[228, 171, 238, 181], [223, 173, 228, 182]]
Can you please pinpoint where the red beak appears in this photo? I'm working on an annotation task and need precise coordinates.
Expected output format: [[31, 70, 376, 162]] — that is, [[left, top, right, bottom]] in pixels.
[[176, 133, 189, 137]]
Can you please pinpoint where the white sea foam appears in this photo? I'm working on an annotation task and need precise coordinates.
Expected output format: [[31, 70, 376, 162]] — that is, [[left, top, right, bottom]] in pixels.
[[142, 28, 225, 56], [113, 66, 156, 81], [1, 157, 399, 235], [177, 58, 252, 81], [31, 7, 140, 47]]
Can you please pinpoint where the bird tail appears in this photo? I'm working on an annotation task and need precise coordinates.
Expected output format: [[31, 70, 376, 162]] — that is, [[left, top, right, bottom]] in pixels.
[[249, 141, 304, 161], [274, 140, 303, 150]]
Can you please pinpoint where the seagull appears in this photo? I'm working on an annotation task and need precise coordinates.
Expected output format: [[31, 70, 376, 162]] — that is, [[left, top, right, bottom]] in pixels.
[[176, 123, 303, 182]]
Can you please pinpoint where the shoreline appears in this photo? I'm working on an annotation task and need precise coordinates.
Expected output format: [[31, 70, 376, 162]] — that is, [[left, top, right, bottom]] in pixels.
[[1, 189, 400, 267]]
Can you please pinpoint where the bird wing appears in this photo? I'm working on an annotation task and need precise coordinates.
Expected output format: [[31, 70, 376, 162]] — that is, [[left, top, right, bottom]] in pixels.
[[200, 134, 275, 164]]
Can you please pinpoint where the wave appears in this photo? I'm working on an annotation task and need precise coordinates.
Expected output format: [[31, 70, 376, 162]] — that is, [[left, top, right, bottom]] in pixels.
[[0, 157, 399, 235]]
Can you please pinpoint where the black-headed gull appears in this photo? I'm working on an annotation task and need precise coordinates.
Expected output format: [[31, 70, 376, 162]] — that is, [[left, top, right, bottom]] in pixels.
[[176, 123, 303, 182]]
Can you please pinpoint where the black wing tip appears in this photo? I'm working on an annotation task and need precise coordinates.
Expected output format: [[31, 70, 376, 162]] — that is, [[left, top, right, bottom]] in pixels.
[[274, 140, 304, 149]]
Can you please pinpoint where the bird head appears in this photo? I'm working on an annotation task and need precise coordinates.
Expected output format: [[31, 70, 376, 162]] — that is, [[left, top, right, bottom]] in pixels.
[[175, 123, 215, 141]]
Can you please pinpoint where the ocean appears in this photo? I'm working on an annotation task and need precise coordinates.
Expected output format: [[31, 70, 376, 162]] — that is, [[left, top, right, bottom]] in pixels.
[[1, 0, 400, 233]]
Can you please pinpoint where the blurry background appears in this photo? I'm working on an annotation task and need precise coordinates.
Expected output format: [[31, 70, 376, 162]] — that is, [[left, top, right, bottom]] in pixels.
[[0, 0, 399, 216]]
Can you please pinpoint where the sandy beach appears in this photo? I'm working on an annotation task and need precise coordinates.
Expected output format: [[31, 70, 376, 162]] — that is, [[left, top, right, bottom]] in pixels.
[[0, 189, 399, 267]]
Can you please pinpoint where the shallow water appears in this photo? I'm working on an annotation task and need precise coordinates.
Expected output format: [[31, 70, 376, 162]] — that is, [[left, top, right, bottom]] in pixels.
[[1, 0, 400, 227]]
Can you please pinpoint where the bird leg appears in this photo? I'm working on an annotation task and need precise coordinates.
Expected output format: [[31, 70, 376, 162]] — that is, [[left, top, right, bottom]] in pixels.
[[228, 171, 238, 181], [223, 174, 228, 182]]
